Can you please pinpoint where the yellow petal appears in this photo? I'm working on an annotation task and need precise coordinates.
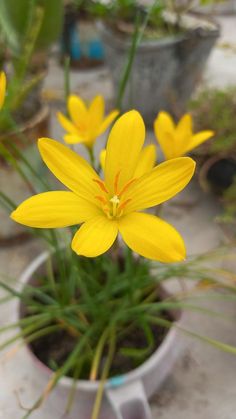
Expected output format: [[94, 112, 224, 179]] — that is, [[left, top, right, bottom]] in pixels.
[[0, 71, 6, 109], [176, 114, 192, 138], [154, 111, 176, 159], [97, 110, 119, 137], [154, 111, 175, 132], [124, 157, 196, 213], [57, 112, 79, 136], [64, 134, 88, 144], [174, 114, 193, 156], [134, 144, 157, 178], [89, 95, 104, 128], [100, 149, 106, 172], [68, 94, 88, 127], [72, 215, 118, 257], [38, 138, 100, 204], [119, 212, 186, 262], [11, 191, 101, 228], [184, 131, 215, 154], [105, 110, 145, 194]]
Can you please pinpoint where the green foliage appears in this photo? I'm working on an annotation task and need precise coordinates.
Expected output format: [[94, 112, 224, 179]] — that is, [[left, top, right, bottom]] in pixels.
[[0, 0, 63, 132], [200, 0, 225, 5], [2, 244, 236, 388], [0, 6, 45, 132], [190, 87, 236, 226], [69, 0, 171, 34], [190, 87, 236, 155], [70, 0, 225, 29], [0, 0, 63, 53]]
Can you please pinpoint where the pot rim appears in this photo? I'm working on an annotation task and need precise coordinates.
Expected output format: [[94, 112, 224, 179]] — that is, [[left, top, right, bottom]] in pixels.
[[0, 104, 50, 140], [19, 250, 183, 392], [97, 15, 220, 51]]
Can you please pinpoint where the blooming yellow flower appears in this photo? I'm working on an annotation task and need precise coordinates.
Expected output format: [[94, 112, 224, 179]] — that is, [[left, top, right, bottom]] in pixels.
[[154, 111, 214, 160], [57, 94, 119, 147], [11, 111, 196, 262], [100, 144, 157, 178], [0, 72, 6, 110]]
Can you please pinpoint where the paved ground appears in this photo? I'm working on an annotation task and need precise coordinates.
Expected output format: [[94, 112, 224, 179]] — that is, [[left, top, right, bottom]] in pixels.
[[0, 14, 236, 419]]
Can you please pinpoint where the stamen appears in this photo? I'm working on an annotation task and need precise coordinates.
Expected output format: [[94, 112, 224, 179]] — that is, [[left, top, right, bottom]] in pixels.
[[114, 171, 121, 195], [95, 195, 107, 205], [118, 178, 136, 198], [118, 198, 132, 212], [103, 206, 112, 219], [93, 179, 109, 193]]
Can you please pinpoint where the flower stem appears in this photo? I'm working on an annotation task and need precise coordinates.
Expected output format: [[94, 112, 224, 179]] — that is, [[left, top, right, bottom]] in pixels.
[[87, 146, 96, 169]]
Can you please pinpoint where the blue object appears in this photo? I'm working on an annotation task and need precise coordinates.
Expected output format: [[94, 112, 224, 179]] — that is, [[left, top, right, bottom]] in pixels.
[[70, 26, 81, 60], [107, 376, 126, 388], [89, 40, 104, 60]]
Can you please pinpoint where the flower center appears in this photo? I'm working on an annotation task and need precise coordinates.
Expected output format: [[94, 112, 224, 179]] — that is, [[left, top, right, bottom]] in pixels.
[[93, 172, 135, 219]]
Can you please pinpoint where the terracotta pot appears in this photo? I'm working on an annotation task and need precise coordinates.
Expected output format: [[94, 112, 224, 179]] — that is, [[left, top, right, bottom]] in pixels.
[[98, 15, 219, 126], [18, 251, 185, 419], [0, 105, 50, 154], [198, 154, 236, 196], [0, 105, 50, 245]]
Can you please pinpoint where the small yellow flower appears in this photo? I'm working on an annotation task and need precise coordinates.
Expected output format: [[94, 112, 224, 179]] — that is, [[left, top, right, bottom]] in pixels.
[[154, 111, 214, 160], [57, 94, 119, 148], [0, 72, 6, 110], [11, 111, 196, 262]]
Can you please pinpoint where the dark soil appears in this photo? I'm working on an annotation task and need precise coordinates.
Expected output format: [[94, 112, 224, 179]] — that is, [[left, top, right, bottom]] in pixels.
[[29, 309, 173, 379]]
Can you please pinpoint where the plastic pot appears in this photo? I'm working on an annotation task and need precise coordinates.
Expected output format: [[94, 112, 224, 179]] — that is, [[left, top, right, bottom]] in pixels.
[[18, 251, 185, 419]]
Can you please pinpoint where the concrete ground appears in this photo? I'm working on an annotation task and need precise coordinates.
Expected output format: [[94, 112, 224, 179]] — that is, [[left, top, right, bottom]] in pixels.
[[0, 14, 236, 419]]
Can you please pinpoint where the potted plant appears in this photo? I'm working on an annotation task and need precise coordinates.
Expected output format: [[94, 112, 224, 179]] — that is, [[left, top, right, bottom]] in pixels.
[[188, 86, 236, 238], [189, 86, 236, 196], [0, 0, 63, 244], [0, 0, 63, 73], [96, 0, 220, 125], [0, 0, 63, 143], [1, 99, 235, 419], [10, 107, 197, 417]]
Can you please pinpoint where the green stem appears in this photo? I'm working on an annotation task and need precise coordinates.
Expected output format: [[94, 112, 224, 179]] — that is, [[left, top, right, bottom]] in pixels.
[[0, 191, 16, 211], [116, 0, 160, 109], [90, 328, 109, 380], [91, 328, 116, 419], [64, 55, 71, 110], [87, 146, 96, 169]]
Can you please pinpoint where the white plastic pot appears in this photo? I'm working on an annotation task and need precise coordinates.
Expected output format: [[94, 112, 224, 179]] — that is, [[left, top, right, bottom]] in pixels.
[[18, 251, 185, 419]]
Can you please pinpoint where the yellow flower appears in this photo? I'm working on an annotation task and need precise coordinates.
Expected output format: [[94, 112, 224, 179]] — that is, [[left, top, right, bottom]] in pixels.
[[57, 94, 119, 147], [154, 111, 214, 160], [11, 111, 196, 262], [100, 144, 157, 178], [0, 72, 6, 110]]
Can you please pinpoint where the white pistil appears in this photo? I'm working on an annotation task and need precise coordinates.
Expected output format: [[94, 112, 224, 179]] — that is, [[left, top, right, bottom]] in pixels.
[[110, 195, 120, 217]]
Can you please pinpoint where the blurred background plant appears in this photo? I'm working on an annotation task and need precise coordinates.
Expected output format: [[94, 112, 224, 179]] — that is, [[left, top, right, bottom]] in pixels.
[[0, 0, 63, 244], [0, 0, 63, 133], [190, 87, 236, 234]]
